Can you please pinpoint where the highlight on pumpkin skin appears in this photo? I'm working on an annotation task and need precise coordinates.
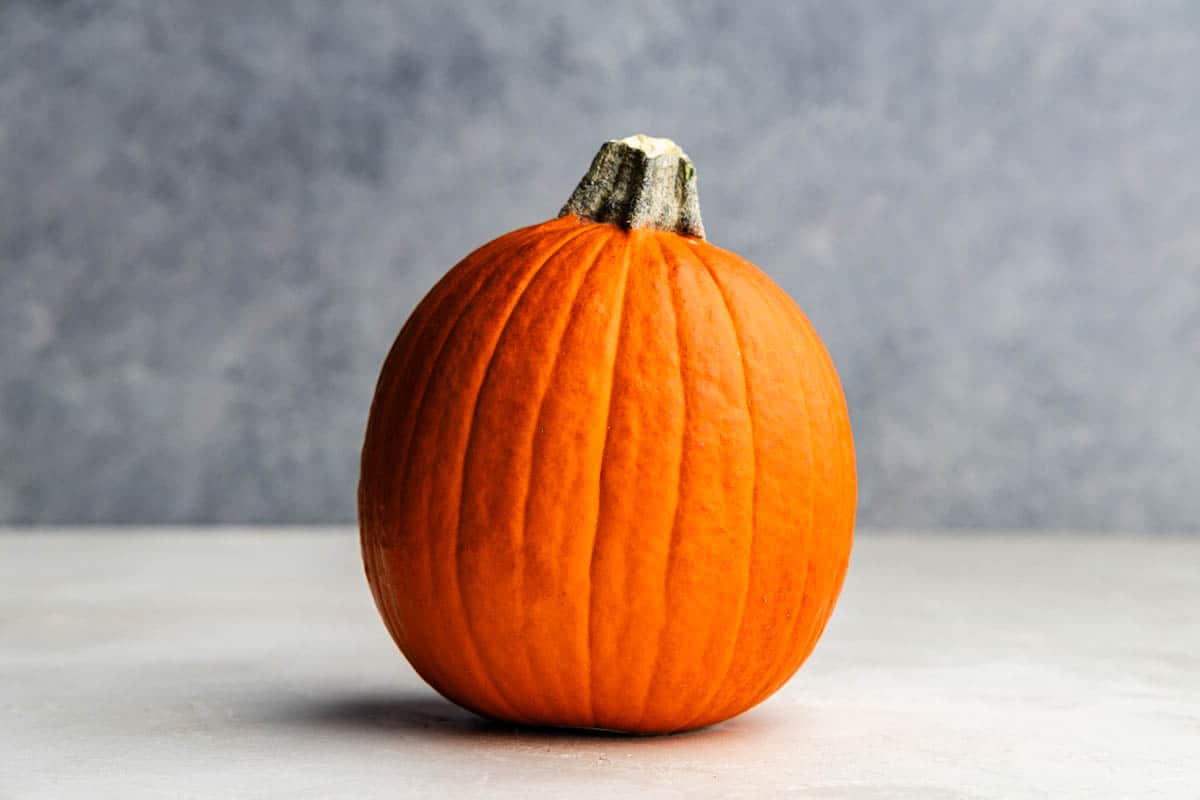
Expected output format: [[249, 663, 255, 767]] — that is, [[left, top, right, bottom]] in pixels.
[[359, 136, 856, 734]]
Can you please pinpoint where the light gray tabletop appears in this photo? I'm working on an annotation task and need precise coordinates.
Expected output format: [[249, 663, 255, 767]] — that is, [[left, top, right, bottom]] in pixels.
[[2, 529, 1196, 799]]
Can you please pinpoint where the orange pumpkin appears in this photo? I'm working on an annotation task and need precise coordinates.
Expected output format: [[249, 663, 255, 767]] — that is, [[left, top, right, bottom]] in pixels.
[[359, 135, 856, 734]]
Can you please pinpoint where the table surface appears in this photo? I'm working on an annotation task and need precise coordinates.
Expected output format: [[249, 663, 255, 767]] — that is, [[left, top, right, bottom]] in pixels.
[[2, 529, 1196, 799]]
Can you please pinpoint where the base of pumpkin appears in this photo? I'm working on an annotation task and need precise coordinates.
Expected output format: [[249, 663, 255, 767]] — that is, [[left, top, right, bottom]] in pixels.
[[438, 689, 725, 737], [461, 708, 723, 738]]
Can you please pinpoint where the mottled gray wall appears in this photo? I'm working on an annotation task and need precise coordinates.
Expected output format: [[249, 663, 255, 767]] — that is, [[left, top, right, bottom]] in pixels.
[[2, 1, 1198, 530]]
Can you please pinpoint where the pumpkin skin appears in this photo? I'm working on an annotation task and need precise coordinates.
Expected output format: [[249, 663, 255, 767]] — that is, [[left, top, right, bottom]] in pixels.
[[359, 142, 855, 735]]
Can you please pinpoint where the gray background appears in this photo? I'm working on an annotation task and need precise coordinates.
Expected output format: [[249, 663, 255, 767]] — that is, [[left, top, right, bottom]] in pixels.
[[2, 1, 1197, 530]]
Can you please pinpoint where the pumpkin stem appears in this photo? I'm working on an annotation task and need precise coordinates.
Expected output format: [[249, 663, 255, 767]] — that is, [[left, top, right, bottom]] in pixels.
[[559, 134, 706, 239]]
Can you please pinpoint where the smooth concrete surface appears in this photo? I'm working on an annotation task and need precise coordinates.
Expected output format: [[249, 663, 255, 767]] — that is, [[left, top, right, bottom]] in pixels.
[[7, 3, 1200, 532], [2, 529, 1196, 798]]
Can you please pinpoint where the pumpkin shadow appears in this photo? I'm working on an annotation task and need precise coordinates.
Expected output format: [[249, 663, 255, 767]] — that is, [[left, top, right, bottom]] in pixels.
[[270, 691, 768, 742]]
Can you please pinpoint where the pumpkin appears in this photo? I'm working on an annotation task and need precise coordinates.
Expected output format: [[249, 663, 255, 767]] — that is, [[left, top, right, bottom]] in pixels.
[[359, 135, 856, 734]]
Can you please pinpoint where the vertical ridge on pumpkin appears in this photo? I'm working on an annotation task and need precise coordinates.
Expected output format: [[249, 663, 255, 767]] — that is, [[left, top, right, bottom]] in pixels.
[[452, 223, 612, 722], [362, 225, 534, 546], [507, 227, 618, 721], [662, 250, 826, 721], [632, 235, 756, 731], [632, 235, 688, 729], [744, 302, 820, 708], [785, 314, 853, 683], [584, 231, 634, 727], [666, 240, 760, 729], [395, 228, 554, 708], [362, 226, 546, 701], [768, 302, 856, 694], [738, 270, 851, 709], [679, 247, 824, 725], [416, 221, 592, 720], [530, 228, 636, 726], [455, 223, 598, 719], [584, 231, 685, 731]]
